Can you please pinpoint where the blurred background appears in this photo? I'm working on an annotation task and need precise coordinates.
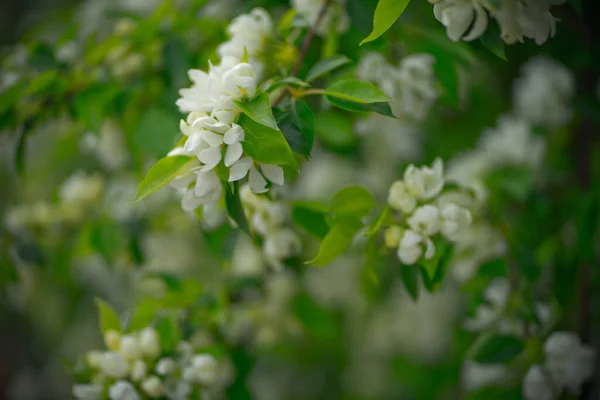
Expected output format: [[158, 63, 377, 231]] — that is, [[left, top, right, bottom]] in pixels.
[[1, 0, 599, 399]]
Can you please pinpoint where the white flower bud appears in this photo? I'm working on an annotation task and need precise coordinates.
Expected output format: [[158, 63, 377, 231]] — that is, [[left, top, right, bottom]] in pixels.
[[440, 203, 472, 240], [104, 330, 121, 352], [85, 350, 103, 368], [109, 380, 140, 400], [403, 158, 445, 200], [156, 357, 176, 376], [407, 205, 441, 236], [99, 352, 129, 379], [139, 328, 161, 359], [397, 230, 434, 265], [141, 375, 163, 398], [384, 225, 403, 248], [130, 360, 147, 382], [189, 354, 219, 385], [120, 335, 141, 360], [388, 181, 417, 214]]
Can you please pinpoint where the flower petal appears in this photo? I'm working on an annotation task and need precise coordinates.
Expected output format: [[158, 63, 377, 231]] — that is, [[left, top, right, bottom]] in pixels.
[[223, 124, 245, 145], [259, 164, 284, 185], [228, 157, 252, 182], [249, 166, 268, 193], [224, 142, 243, 167], [198, 146, 222, 170], [202, 130, 224, 147]]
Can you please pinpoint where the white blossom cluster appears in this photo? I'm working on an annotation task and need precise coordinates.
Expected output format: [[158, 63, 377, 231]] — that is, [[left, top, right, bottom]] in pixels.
[[523, 332, 596, 400], [73, 327, 226, 400], [385, 158, 473, 265], [357, 52, 439, 121], [290, 0, 350, 36], [240, 185, 302, 269], [429, 0, 564, 45], [464, 278, 552, 336], [168, 8, 285, 216], [80, 120, 129, 172]]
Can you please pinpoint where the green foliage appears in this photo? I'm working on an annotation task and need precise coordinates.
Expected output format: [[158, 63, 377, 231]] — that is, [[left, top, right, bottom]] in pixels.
[[225, 183, 252, 237], [133, 108, 181, 157], [274, 98, 315, 158], [95, 298, 122, 333], [307, 217, 362, 266], [291, 201, 331, 238], [234, 93, 279, 131], [325, 79, 389, 104], [305, 55, 352, 83], [133, 155, 194, 202], [361, 0, 412, 45], [470, 333, 525, 364], [331, 185, 376, 219], [238, 114, 299, 170]]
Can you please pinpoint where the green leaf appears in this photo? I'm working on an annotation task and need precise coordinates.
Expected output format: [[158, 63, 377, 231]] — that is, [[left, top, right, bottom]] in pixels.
[[95, 298, 121, 333], [420, 239, 453, 292], [480, 21, 506, 60], [234, 92, 279, 131], [74, 85, 119, 132], [90, 219, 127, 264], [361, 0, 411, 45], [367, 207, 391, 236], [326, 97, 395, 117], [307, 217, 362, 266], [274, 99, 316, 158], [155, 311, 181, 354], [470, 334, 525, 364], [128, 297, 160, 331], [23, 70, 58, 96], [332, 185, 376, 219], [225, 183, 251, 237], [133, 108, 180, 158], [132, 156, 194, 202], [305, 55, 352, 83], [263, 77, 310, 93], [238, 114, 299, 170], [325, 79, 389, 103], [314, 111, 357, 150], [291, 293, 340, 339], [291, 201, 331, 238], [400, 264, 420, 301]]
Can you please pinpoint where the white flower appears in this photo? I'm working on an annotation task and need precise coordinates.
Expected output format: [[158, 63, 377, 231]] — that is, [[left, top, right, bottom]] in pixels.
[[229, 157, 284, 193], [397, 229, 435, 265], [184, 354, 219, 385], [104, 330, 121, 351], [439, 203, 472, 240], [130, 360, 147, 381], [139, 328, 161, 359], [291, 0, 350, 36], [522, 365, 557, 400], [86, 351, 103, 368], [432, 0, 489, 42], [99, 352, 130, 379], [496, 0, 558, 45], [264, 228, 302, 266], [463, 278, 510, 331], [513, 57, 575, 129], [356, 52, 389, 82], [543, 332, 596, 394], [392, 54, 439, 120], [388, 181, 417, 213], [141, 375, 163, 398], [404, 158, 445, 200], [109, 381, 141, 400], [156, 357, 176, 376], [73, 384, 103, 400], [181, 170, 223, 212], [120, 334, 141, 360], [59, 171, 104, 205], [384, 225, 404, 248], [407, 205, 441, 236], [462, 361, 510, 392]]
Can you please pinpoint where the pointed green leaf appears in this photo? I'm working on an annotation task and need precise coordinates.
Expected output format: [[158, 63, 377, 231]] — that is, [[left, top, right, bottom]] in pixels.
[[263, 77, 310, 93], [234, 92, 279, 130], [225, 183, 251, 237], [291, 201, 331, 238], [325, 79, 389, 103], [367, 207, 391, 236], [307, 217, 362, 266], [332, 185, 376, 219], [361, 0, 411, 45], [305, 55, 352, 83], [95, 298, 121, 333], [132, 156, 194, 202], [238, 114, 299, 170], [400, 264, 420, 301], [480, 21, 506, 60], [470, 334, 525, 364]]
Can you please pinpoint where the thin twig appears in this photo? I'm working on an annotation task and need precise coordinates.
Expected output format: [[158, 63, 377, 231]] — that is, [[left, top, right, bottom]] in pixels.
[[273, 0, 333, 107]]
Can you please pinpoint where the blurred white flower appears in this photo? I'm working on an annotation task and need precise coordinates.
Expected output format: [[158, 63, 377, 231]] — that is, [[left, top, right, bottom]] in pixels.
[[139, 328, 161, 358], [73, 384, 103, 400], [184, 354, 219, 385], [496, 0, 558, 45], [543, 332, 596, 394], [264, 228, 302, 268], [397, 229, 435, 265], [99, 352, 130, 379], [404, 158, 445, 200], [141, 375, 163, 397], [104, 330, 121, 352], [156, 357, 177, 376], [120, 334, 141, 360], [291, 0, 349, 36], [513, 57, 575, 128], [109, 380, 141, 400], [522, 365, 557, 400], [388, 181, 417, 214], [407, 205, 441, 236], [462, 361, 511, 392], [439, 203, 473, 240], [59, 170, 104, 206], [130, 360, 147, 382]]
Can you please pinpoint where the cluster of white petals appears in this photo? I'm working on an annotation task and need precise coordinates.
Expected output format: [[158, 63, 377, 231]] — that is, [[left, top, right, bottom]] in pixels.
[[73, 328, 227, 400], [513, 57, 576, 128], [385, 159, 473, 265], [523, 332, 596, 400], [357, 52, 439, 120], [291, 0, 350, 36], [429, 0, 563, 45], [167, 8, 285, 216], [464, 278, 552, 336], [240, 185, 302, 269]]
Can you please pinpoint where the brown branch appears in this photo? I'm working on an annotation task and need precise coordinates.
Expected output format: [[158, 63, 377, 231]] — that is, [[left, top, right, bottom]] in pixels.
[[273, 0, 333, 107]]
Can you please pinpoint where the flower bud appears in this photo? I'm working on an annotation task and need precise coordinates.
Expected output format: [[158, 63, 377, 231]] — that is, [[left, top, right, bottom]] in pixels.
[[130, 360, 147, 382], [104, 330, 121, 352], [156, 357, 176, 376], [139, 328, 161, 359], [120, 334, 141, 360], [141, 375, 163, 398], [384, 225, 403, 248], [98, 352, 129, 379]]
